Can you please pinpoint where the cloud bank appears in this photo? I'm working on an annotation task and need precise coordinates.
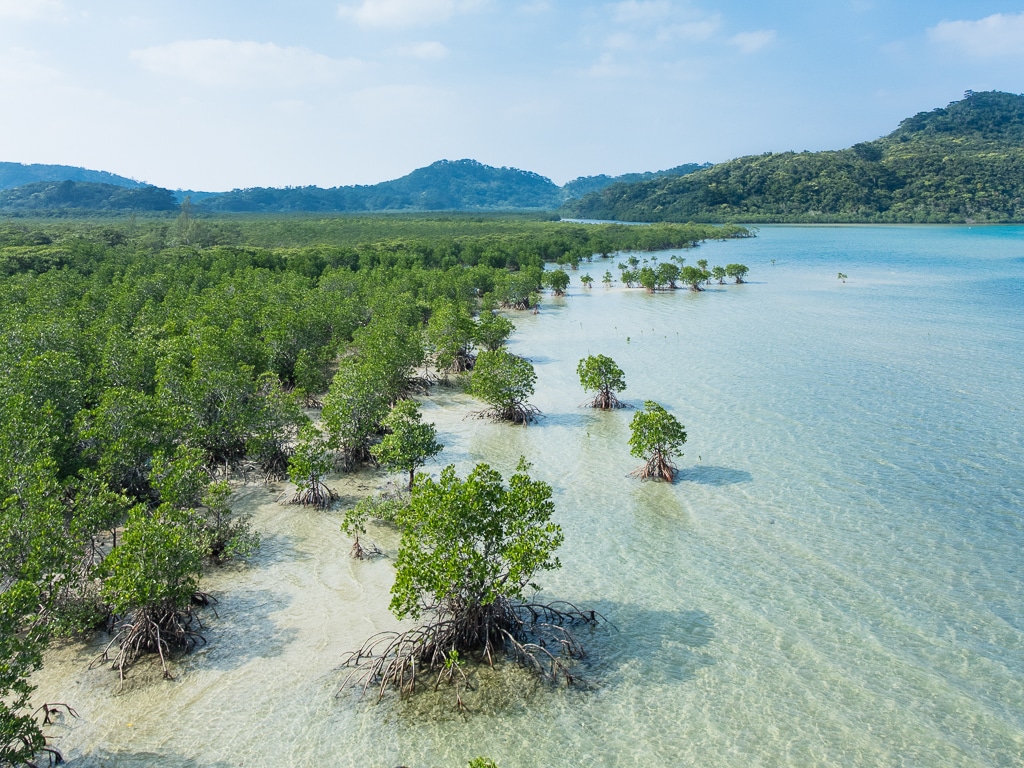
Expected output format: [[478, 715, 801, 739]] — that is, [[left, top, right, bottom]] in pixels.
[[131, 40, 358, 88], [928, 12, 1024, 57]]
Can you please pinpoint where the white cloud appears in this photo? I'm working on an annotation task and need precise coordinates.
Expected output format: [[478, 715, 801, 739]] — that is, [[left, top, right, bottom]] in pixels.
[[604, 32, 636, 51], [394, 41, 450, 59], [729, 29, 776, 54], [337, 0, 484, 27], [131, 40, 360, 88], [0, 47, 63, 85], [928, 13, 1024, 57], [516, 1, 550, 14], [586, 51, 627, 78], [0, 0, 67, 22], [611, 0, 672, 25], [655, 18, 721, 43]]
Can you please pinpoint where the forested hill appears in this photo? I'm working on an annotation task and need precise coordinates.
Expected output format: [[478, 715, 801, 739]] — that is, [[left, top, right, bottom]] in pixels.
[[559, 163, 710, 201], [0, 162, 146, 191], [0, 158, 714, 214], [0, 181, 178, 213], [193, 159, 709, 212], [561, 90, 1024, 223], [196, 159, 562, 213]]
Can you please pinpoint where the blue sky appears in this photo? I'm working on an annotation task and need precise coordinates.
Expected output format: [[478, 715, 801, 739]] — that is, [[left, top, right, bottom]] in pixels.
[[2, 1, 1023, 191]]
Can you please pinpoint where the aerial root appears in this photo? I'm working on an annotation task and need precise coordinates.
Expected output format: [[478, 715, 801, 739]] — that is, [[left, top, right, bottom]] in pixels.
[[629, 453, 677, 482], [93, 602, 208, 682], [287, 481, 339, 510], [468, 403, 542, 425], [338, 598, 605, 702], [579, 392, 631, 410], [350, 536, 384, 560]]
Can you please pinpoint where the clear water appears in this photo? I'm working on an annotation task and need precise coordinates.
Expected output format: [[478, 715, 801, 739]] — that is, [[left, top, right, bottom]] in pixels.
[[35, 225, 1024, 766]]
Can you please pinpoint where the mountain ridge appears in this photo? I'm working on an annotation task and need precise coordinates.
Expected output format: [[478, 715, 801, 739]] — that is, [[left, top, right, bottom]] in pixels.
[[6, 90, 1024, 220], [0, 158, 705, 214], [561, 90, 1024, 224]]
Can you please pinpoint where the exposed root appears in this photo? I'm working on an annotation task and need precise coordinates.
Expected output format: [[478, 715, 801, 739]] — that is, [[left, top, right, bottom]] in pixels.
[[469, 403, 542, 425], [20, 703, 80, 768], [256, 445, 293, 482], [93, 601, 208, 682], [287, 481, 339, 510], [402, 376, 431, 396], [338, 598, 604, 702], [629, 452, 677, 482], [499, 299, 534, 311], [350, 536, 384, 560], [579, 392, 631, 410]]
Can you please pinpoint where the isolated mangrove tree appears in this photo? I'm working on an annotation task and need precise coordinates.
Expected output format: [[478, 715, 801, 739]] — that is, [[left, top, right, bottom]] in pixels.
[[577, 354, 629, 409], [340, 460, 600, 700], [629, 400, 687, 481]]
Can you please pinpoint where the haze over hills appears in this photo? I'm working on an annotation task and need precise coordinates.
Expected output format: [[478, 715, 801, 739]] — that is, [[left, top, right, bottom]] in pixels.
[[562, 90, 1024, 224], [0, 159, 706, 215], [0, 162, 147, 191], [3, 91, 1024, 221]]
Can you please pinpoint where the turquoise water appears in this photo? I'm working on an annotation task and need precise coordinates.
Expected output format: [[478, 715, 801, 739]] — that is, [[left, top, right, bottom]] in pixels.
[[35, 226, 1024, 766]]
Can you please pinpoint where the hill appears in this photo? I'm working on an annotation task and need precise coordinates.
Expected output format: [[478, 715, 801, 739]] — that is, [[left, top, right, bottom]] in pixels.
[[0, 158, 713, 214], [0, 181, 178, 213], [559, 163, 711, 202], [0, 162, 147, 191], [561, 90, 1024, 223], [196, 159, 562, 213]]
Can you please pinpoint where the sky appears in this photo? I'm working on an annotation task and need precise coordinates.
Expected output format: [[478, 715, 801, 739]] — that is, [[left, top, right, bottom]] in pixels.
[[2, 1, 1023, 192]]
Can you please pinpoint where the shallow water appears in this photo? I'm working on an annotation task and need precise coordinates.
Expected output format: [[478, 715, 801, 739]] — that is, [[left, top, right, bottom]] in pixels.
[[34, 225, 1024, 766]]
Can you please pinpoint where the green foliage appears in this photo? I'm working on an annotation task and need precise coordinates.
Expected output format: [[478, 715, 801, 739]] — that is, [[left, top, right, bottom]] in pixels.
[[474, 311, 514, 352], [100, 504, 205, 617], [389, 460, 563, 621], [560, 163, 709, 201], [655, 261, 680, 289], [0, 582, 47, 767], [725, 263, 749, 283], [287, 424, 338, 509], [629, 401, 687, 481], [469, 349, 538, 423], [0, 181, 177, 213], [198, 481, 260, 563], [427, 301, 476, 378], [577, 354, 627, 409], [341, 487, 409, 541], [150, 445, 208, 511], [245, 373, 308, 478], [322, 357, 393, 467], [467, 759, 500, 768], [494, 268, 542, 310], [0, 212, 739, 712], [371, 400, 443, 490], [76, 387, 171, 500], [196, 159, 562, 214], [681, 265, 706, 291], [544, 268, 570, 296], [563, 91, 1024, 224]]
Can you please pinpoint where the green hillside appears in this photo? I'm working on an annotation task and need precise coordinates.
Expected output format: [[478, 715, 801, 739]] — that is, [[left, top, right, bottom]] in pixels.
[[559, 163, 710, 202], [562, 91, 1024, 223], [197, 159, 562, 213], [0, 162, 147, 191], [0, 181, 177, 213]]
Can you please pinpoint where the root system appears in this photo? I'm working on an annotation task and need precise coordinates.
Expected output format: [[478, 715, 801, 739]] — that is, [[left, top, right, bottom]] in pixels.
[[339, 598, 603, 702]]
